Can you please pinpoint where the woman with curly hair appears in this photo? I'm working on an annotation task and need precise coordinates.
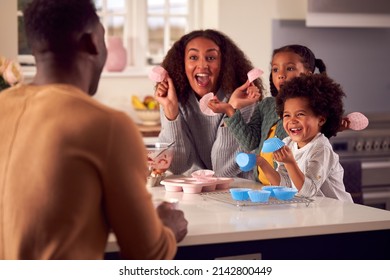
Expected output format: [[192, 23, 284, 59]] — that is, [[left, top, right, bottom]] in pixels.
[[154, 29, 262, 178], [257, 74, 353, 202]]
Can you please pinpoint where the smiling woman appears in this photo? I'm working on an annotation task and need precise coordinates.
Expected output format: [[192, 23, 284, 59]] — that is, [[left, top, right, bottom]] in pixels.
[[153, 29, 264, 179]]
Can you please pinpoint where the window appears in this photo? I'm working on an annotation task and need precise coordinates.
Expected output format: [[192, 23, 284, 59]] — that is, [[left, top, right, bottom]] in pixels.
[[18, 0, 33, 65], [95, 0, 127, 38], [146, 0, 191, 65], [17, 0, 199, 71]]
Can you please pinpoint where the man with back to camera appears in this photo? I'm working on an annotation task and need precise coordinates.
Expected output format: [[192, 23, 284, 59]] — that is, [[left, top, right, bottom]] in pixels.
[[0, 0, 187, 259]]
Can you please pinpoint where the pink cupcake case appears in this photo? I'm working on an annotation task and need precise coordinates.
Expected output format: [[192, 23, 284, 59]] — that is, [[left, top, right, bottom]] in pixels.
[[160, 177, 234, 194]]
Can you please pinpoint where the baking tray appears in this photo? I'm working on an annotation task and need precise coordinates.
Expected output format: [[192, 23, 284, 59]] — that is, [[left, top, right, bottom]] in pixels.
[[200, 191, 314, 208], [161, 177, 234, 193]]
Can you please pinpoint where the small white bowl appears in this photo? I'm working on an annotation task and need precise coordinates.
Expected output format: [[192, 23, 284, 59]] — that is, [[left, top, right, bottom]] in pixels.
[[135, 109, 160, 125]]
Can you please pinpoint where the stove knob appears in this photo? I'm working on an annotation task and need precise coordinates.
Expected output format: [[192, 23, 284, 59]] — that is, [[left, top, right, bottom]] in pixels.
[[364, 141, 372, 151], [373, 140, 381, 151], [355, 141, 363, 152], [382, 140, 389, 150]]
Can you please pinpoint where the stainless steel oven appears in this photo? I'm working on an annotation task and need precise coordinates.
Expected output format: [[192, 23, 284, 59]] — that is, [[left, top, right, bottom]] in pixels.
[[330, 113, 390, 210]]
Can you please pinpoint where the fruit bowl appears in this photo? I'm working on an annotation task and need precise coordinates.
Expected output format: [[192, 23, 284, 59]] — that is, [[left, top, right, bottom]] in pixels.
[[132, 95, 161, 126], [135, 109, 160, 126]]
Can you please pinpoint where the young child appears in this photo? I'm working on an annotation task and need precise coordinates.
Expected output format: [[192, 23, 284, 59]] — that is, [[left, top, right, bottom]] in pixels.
[[209, 44, 327, 184], [257, 74, 353, 202]]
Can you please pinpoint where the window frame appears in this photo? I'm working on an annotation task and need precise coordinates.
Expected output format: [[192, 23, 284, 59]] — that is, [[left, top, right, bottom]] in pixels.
[[17, 0, 201, 75]]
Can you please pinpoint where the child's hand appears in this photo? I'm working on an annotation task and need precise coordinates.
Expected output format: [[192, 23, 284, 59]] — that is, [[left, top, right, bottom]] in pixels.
[[208, 97, 237, 116], [256, 155, 268, 168], [273, 146, 294, 164], [229, 81, 261, 109], [339, 116, 351, 132]]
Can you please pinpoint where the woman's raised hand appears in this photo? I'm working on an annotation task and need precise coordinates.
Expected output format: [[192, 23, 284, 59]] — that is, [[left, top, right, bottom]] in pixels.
[[154, 77, 179, 120]]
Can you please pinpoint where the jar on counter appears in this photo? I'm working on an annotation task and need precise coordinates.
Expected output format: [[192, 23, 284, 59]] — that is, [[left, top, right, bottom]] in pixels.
[[105, 36, 127, 72]]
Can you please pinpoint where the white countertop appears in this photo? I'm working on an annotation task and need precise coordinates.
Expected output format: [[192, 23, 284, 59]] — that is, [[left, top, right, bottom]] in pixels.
[[106, 178, 390, 252]]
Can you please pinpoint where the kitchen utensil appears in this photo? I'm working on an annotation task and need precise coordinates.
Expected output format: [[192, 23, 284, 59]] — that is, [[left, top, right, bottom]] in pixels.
[[347, 112, 369, 130], [248, 190, 271, 202], [154, 141, 175, 158], [247, 68, 264, 83], [262, 186, 286, 198], [262, 137, 285, 153], [199, 92, 217, 116], [273, 188, 298, 200], [229, 188, 251, 201], [235, 152, 256, 171]]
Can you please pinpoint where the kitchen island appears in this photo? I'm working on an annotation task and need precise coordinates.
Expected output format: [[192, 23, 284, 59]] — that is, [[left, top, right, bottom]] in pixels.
[[106, 179, 390, 259]]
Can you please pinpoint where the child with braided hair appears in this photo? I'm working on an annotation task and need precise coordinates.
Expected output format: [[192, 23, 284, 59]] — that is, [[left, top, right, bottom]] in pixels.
[[209, 44, 328, 184]]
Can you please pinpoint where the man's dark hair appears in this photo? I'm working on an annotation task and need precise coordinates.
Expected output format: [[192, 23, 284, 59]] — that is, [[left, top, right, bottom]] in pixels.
[[24, 0, 99, 54]]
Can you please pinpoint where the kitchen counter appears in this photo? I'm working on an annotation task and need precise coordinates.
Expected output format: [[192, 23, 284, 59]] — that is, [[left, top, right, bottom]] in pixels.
[[106, 179, 390, 259]]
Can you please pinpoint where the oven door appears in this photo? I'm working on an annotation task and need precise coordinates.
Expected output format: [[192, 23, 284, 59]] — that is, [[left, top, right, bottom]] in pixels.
[[362, 160, 390, 210]]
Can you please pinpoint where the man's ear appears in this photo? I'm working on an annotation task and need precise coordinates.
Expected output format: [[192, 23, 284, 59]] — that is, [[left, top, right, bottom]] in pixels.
[[79, 32, 98, 55]]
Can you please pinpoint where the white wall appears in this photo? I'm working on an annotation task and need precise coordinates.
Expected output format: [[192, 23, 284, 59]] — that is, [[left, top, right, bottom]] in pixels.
[[218, 0, 306, 84], [1, 0, 307, 121], [0, 0, 18, 60]]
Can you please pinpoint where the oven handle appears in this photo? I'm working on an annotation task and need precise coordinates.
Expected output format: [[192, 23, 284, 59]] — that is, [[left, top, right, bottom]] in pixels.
[[361, 161, 390, 169]]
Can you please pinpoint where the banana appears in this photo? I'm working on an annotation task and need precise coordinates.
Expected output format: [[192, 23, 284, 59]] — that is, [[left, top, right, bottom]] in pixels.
[[131, 95, 147, 110]]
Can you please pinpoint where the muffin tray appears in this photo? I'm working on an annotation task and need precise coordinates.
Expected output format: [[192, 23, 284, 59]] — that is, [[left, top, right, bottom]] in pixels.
[[160, 177, 234, 193], [201, 191, 313, 208]]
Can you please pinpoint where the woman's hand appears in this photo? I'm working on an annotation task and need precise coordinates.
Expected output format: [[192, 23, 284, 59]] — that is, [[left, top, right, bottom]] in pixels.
[[228, 80, 261, 109], [154, 77, 179, 120]]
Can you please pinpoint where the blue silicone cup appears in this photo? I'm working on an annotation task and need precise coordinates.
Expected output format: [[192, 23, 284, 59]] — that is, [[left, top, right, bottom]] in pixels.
[[262, 186, 286, 198], [248, 190, 271, 203], [273, 188, 298, 201], [262, 137, 285, 153], [235, 152, 256, 172], [229, 188, 251, 201]]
